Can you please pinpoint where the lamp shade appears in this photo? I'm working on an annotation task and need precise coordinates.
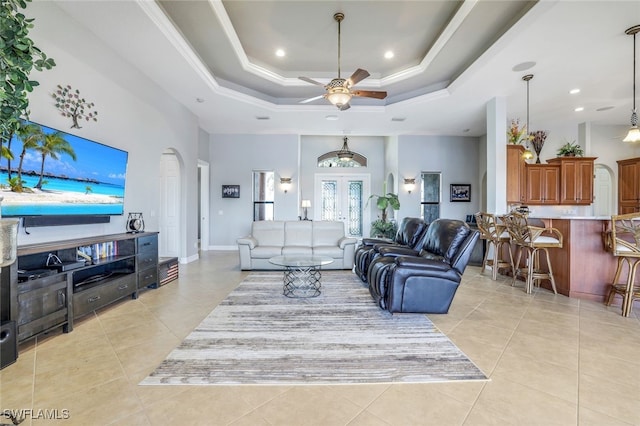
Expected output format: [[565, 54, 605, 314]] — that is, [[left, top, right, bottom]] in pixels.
[[326, 88, 352, 107], [301, 200, 311, 208], [404, 178, 416, 193], [623, 126, 640, 143], [280, 177, 292, 193]]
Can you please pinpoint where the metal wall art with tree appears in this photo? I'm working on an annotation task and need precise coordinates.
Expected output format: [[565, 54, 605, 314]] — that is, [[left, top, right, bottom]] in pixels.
[[52, 84, 98, 128]]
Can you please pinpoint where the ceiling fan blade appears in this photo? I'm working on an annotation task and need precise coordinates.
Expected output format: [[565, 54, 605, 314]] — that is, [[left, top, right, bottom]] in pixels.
[[347, 68, 370, 87], [299, 95, 325, 104], [339, 103, 351, 111], [299, 76, 325, 86], [352, 90, 387, 99]]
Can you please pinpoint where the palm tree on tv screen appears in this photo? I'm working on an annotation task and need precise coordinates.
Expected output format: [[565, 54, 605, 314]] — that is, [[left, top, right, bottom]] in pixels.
[[14, 122, 44, 191], [34, 131, 76, 189]]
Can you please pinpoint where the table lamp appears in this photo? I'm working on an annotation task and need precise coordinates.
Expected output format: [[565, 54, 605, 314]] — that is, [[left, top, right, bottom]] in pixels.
[[301, 200, 311, 221]]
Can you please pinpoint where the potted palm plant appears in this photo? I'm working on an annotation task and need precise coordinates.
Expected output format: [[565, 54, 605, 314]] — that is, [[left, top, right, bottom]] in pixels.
[[366, 192, 400, 238]]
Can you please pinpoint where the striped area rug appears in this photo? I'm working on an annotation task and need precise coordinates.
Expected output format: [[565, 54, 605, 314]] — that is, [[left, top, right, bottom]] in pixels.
[[141, 271, 487, 385]]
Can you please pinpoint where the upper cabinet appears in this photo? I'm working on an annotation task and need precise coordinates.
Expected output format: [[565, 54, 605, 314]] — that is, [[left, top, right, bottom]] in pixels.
[[506, 145, 526, 204], [525, 164, 560, 205], [618, 157, 640, 214], [547, 157, 597, 205]]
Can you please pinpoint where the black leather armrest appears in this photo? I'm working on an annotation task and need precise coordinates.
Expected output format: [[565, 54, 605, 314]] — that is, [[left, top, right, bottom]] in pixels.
[[396, 256, 450, 271], [361, 237, 393, 247], [378, 246, 420, 257]]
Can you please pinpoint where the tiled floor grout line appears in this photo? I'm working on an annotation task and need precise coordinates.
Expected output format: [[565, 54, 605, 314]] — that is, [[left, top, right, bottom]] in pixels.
[[460, 276, 533, 425]]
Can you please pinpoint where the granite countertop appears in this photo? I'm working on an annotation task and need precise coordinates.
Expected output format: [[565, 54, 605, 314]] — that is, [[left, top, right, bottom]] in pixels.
[[528, 216, 611, 220]]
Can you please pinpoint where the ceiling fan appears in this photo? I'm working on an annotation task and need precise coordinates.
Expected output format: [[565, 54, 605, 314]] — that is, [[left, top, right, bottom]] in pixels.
[[299, 12, 387, 110]]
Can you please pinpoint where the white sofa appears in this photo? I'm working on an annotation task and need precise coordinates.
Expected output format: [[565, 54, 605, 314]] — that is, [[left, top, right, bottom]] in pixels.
[[237, 220, 358, 270]]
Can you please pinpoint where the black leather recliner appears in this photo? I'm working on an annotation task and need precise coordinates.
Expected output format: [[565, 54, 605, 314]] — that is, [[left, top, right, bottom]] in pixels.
[[367, 218, 479, 314], [353, 217, 428, 282]]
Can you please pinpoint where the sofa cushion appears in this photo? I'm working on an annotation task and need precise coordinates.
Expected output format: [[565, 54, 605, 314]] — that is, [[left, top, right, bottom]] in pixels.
[[252, 221, 285, 247], [312, 221, 345, 247], [282, 246, 313, 256], [251, 246, 283, 259], [313, 246, 343, 258], [285, 221, 313, 246]]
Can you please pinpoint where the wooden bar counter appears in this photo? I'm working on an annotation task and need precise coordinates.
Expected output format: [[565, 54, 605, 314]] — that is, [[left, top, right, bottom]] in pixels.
[[522, 217, 619, 302]]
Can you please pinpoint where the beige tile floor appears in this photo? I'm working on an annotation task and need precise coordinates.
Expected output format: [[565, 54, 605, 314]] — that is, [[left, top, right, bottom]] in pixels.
[[1, 250, 639, 425]]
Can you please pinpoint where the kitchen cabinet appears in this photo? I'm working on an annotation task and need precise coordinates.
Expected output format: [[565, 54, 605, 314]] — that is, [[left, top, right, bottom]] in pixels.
[[525, 164, 560, 205], [506, 145, 527, 204], [618, 157, 640, 213], [547, 157, 596, 204]]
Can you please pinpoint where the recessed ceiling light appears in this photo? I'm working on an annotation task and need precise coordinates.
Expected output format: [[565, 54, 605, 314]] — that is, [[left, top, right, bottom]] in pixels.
[[463, 128, 471, 133], [574, 107, 584, 112], [275, 49, 285, 57], [196, 98, 205, 103], [325, 115, 338, 121], [569, 88, 580, 95], [256, 116, 270, 120], [384, 50, 394, 59], [512, 61, 536, 72], [596, 106, 615, 111], [391, 117, 406, 122]]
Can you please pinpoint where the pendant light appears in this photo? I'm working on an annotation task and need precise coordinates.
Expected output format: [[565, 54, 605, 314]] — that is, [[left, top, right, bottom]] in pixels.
[[337, 136, 354, 161], [623, 25, 640, 143], [522, 74, 534, 160]]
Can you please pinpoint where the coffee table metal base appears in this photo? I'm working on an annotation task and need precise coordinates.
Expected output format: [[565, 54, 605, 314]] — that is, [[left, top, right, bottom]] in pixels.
[[282, 265, 322, 298]]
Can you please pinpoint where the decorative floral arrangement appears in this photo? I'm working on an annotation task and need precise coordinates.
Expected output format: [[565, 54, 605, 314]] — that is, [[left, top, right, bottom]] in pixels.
[[529, 130, 547, 163], [507, 119, 529, 144]]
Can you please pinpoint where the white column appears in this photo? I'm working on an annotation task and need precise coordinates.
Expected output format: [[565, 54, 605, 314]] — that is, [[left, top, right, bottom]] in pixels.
[[486, 97, 508, 214]]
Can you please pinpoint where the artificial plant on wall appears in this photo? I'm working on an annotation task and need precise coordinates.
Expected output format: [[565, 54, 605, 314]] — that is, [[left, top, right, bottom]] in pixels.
[[0, 0, 55, 167]]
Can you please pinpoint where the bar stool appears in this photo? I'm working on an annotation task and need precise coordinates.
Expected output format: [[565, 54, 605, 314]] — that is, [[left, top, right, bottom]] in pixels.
[[503, 212, 563, 294], [474, 212, 514, 280], [605, 212, 640, 317]]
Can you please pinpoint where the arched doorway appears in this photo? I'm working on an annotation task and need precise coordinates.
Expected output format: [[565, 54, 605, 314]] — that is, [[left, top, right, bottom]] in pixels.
[[593, 164, 614, 216]]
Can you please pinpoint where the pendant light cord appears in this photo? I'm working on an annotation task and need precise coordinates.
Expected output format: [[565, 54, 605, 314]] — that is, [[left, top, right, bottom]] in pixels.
[[337, 16, 341, 78], [633, 30, 636, 113]]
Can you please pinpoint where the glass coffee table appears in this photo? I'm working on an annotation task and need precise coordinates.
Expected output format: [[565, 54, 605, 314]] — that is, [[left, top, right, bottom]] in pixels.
[[268, 255, 334, 298]]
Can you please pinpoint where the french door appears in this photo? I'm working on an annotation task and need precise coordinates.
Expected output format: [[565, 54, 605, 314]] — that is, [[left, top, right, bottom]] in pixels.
[[314, 174, 370, 238]]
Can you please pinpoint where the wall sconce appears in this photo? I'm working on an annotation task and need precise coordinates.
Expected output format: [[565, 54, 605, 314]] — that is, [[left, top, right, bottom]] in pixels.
[[280, 177, 292, 193], [301, 199, 311, 220], [404, 178, 416, 194]]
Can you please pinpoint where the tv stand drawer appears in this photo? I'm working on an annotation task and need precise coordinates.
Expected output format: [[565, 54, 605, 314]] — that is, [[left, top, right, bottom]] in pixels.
[[73, 275, 136, 318]]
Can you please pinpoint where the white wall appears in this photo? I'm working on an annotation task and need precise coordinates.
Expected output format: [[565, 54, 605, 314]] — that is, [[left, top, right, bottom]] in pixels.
[[209, 134, 299, 247], [397, 135, 481, 221], [20, 2, 200, 262]]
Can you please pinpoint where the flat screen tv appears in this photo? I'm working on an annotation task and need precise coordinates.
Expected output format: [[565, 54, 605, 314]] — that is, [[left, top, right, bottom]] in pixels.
[[1, 121, 128, 218]]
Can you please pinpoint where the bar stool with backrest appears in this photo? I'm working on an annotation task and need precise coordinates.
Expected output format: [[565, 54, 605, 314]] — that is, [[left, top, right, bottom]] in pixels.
[[503, 212, 563, 294], [474, 212, 514, 280], [605, 212, 640, 317]]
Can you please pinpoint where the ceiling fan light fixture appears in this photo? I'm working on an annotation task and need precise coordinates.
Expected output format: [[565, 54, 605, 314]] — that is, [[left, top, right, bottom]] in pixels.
[[624, 25, 640, 143], [327, 88, 352, 108]]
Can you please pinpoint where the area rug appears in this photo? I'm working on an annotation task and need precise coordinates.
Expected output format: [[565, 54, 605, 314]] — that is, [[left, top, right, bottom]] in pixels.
[[141, 271, 487, 385]]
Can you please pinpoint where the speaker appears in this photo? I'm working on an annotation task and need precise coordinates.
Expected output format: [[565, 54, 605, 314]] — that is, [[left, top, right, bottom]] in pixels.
[[0, 321, 18, 370]]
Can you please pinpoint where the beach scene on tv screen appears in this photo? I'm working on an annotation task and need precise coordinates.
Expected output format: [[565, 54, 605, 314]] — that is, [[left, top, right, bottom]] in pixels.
[[1, 121, 128, 217]]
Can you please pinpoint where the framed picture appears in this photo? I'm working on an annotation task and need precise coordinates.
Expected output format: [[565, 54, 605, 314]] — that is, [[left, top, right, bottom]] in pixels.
[[450, 184, 471, 202], [222, 185, 240, 198]]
